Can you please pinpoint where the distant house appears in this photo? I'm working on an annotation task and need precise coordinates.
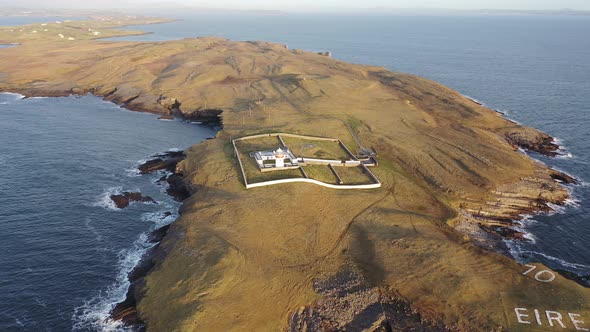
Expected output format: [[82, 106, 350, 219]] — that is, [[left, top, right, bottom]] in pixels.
[[251, 147, 298, 169]]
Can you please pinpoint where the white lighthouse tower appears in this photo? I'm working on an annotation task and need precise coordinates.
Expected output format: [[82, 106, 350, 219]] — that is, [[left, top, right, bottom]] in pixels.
[[274, 148, 286, 168]]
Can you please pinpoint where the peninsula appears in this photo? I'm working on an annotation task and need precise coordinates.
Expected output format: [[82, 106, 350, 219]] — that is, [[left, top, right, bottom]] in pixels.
[[1, 16, 588, 331]]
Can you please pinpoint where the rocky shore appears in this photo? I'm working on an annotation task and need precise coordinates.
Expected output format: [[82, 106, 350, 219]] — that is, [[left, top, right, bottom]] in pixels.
[[109, 151, 192, 328], [110, 192, 156, 209], [2, 20, 589, 330]]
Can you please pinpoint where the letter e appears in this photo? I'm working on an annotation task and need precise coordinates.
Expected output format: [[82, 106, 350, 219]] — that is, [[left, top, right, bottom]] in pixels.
[[515, 308, 531, 324], [569, 313, 589, 331]]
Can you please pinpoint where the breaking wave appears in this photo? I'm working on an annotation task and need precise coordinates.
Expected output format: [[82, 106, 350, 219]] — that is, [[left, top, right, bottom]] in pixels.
[[518, 250, 590, 272], [91, 187, 123, 211], [0, 92, 25, 104], [72, 233, 153, 332]]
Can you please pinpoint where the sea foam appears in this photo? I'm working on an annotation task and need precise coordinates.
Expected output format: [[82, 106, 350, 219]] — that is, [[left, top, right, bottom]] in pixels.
[[92, 187, 123, 211], [0, 92, 25, 104], [72, 233, 153, 332]]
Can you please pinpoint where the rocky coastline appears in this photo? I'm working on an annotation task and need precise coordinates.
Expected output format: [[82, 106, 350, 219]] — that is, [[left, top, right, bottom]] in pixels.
[[2, 21, 589, 329], [109, 150, 194, 329]]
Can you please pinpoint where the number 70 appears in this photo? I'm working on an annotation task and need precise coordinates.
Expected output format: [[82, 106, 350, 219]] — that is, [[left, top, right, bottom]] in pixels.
[[523, 264, 556, 283]]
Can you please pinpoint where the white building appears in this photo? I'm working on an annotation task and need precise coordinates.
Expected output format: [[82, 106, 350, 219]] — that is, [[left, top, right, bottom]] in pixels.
[[252, 147, 298, 169]]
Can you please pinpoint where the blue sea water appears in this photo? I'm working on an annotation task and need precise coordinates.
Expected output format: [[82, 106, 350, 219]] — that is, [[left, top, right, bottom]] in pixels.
[[0, 94, 215, 331], [0, 13, 589, 330]]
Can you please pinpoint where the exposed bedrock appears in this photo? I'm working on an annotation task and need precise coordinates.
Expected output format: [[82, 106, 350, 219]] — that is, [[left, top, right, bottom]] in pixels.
[[138, 151, 185, 174], [139, 151, 192, 202], [183, 108, 224, 125], [110, 192, 157, 209], [289, 266, 449, 332], [453, 166, 576, 252], [164, 173, 191, 202], [503, 128, 560, 156]]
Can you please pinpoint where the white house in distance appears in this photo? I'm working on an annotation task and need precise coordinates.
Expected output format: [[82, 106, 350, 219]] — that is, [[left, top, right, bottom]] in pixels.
[[252, 147, 298, 170]]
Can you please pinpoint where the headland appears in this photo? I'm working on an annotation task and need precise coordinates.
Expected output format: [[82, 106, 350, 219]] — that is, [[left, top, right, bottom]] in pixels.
[[0, 16, 588, 331]]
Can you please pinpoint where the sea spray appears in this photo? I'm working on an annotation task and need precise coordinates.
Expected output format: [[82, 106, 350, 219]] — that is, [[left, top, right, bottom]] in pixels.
[[72, 233, 153, 332]]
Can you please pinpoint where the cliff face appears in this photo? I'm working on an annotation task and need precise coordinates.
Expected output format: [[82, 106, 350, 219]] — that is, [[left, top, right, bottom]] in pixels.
[[1, 19, 588, 331]]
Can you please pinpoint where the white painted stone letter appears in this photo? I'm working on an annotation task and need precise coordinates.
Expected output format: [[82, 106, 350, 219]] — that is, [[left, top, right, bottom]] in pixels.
[[546, 310, 566, 328], [534, 309, 543, 325], [515, 308, 531, 324], [535, 270, 556, 283], [569, 313, 589, 331], [523, 264, 537, 275]]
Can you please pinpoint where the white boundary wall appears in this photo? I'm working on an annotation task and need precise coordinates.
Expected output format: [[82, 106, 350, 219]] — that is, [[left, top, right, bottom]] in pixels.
[[233, 133, 381, 190], [246, 177, 381, 190]]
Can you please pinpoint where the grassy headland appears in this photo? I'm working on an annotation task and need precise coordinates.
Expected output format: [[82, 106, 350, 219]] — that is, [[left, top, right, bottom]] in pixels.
[[0, 17, 588, 331]]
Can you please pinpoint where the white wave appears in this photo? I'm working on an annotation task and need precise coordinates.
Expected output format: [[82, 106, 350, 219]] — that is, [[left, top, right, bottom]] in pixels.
[[72, 233, 154, 332], [521, 232, 537, 243], [92, 187, 123, 211], [141, 210, 178, 227], [555, 151, 574, 159], [0, 92, 25, 98], [509, 216, 538, 244], [0, 92, 25, 104], [563, 198, 581, 208], [462, 94, 485, 106], [546, 202, 568, 215], [124, 167, 141, 177], [518, 250, 590, 271]]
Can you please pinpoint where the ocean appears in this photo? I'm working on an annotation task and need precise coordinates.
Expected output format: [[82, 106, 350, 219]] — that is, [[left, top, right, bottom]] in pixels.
[[0, 93, 216, 330], [1, 13, 589, 330]]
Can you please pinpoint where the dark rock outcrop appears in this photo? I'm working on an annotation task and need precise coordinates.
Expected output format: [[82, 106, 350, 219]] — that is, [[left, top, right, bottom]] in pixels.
[[165, 173, 191, 202], [147, 224, 171, 243], [504, 130, 560, 156], [184, 108, 223, 125], [140, 151, 192, 202], [137, 151, 185, 174], [110, 192, 157, 209], [479, 225, 528, 241], [549, 169, 578, 184]]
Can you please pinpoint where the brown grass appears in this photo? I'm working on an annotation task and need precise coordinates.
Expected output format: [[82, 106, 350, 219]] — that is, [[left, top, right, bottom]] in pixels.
[[0, 18, 587, 331]]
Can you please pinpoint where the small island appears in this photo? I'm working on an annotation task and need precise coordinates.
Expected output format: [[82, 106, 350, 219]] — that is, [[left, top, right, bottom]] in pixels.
[[1, 15, 588, 331]]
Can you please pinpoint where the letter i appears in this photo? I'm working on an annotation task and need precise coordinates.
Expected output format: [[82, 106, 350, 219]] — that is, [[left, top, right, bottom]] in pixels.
[[534, 309, 542, 325]]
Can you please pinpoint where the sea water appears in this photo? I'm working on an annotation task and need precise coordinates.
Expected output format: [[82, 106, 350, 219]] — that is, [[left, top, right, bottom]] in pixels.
[[0, 94, 215, 330], [1, 13, 589, 330]]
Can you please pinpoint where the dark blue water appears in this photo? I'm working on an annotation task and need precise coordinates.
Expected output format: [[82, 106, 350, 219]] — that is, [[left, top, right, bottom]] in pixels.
[[1, 13, 589, 331], [0, 94, 215, 331], [108, 13, 590, 276]]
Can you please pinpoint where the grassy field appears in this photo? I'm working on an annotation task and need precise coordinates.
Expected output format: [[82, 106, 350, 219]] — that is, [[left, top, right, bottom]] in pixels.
[[302, 165, 340, 184], [281, 136, 352, 160], [333, 165, 374, 185], [234, 136, 282, 154]]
